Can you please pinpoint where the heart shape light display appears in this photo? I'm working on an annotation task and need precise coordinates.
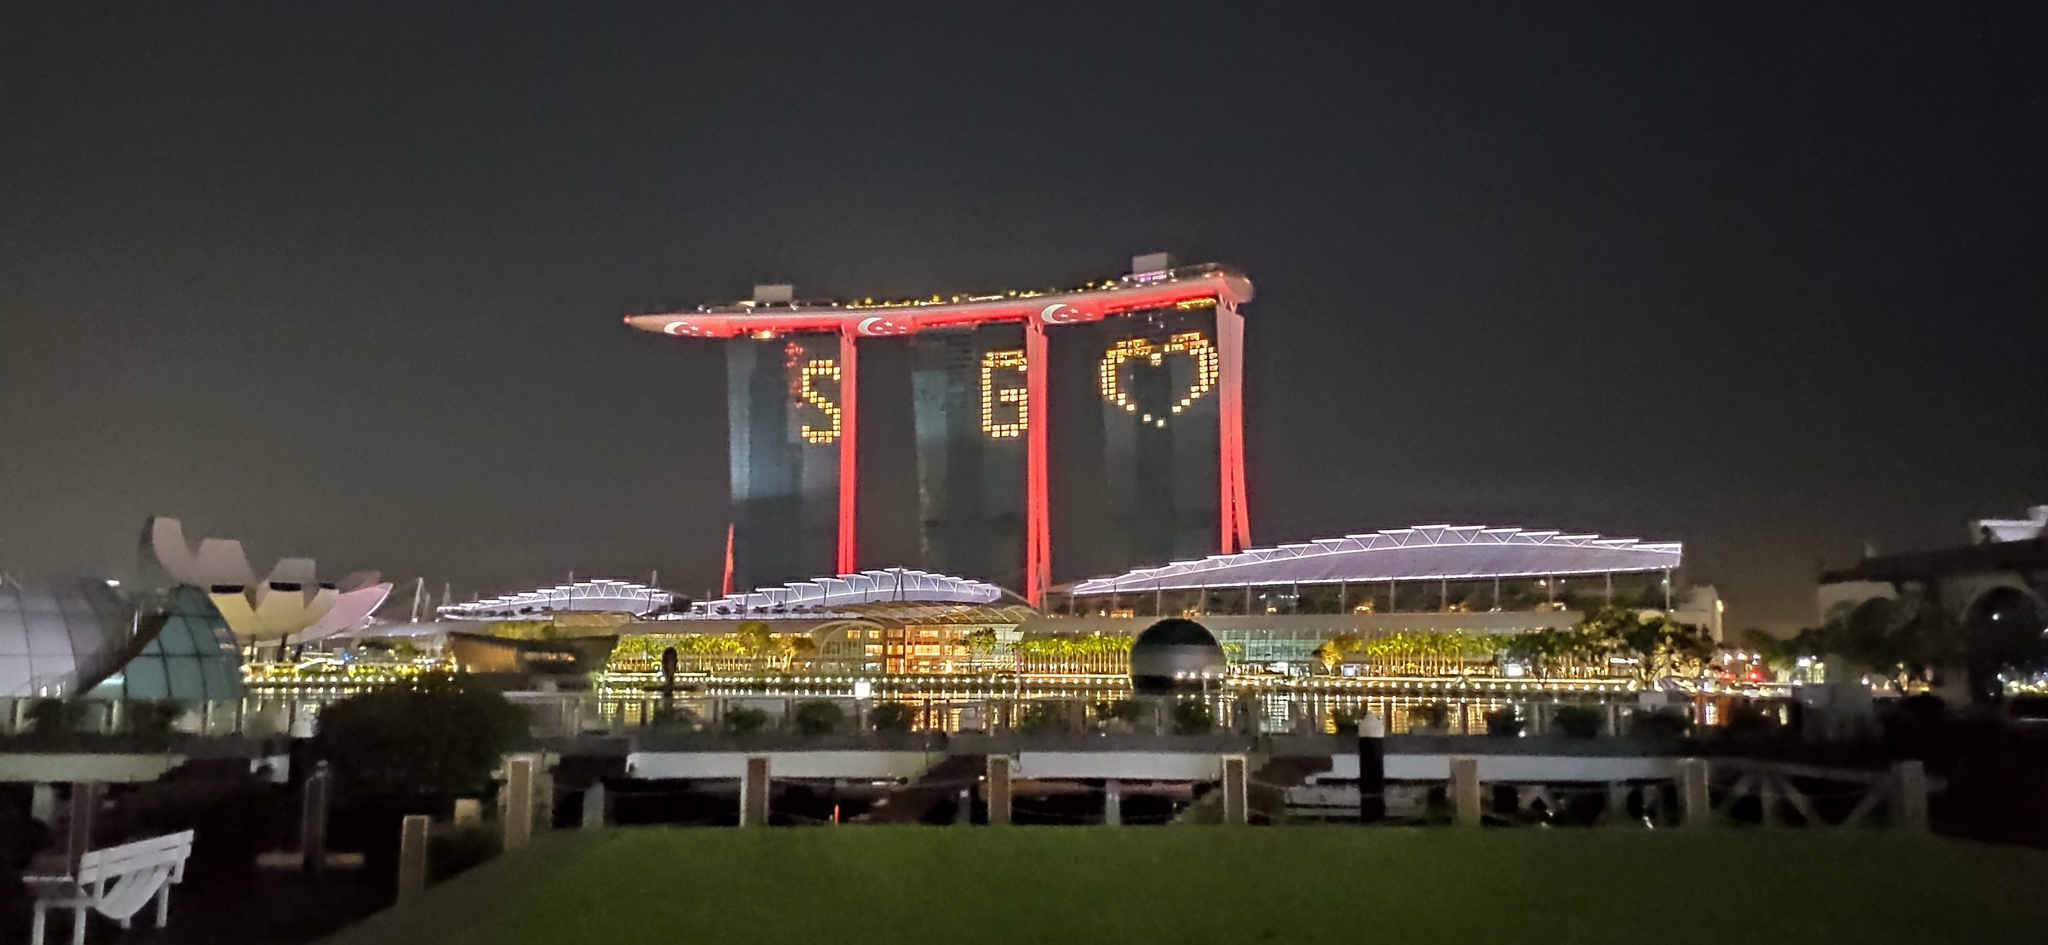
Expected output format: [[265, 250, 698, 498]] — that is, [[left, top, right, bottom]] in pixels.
[[1098, 331, 1219, 421]]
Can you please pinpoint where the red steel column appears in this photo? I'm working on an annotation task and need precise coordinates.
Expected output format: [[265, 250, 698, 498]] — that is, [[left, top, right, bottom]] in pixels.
[[1217, 298, 1251, 553], [1024, 317, 1051, 606], [837, 328, 859, 575]]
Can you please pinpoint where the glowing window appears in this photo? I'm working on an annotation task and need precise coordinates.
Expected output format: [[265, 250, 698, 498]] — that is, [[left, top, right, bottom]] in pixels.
[[980, 348, 1028, 439], [796, 358, 842, 444], [1099, 331, 1218, 417]]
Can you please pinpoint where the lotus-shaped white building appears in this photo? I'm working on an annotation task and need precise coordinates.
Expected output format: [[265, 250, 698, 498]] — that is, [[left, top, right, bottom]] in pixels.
[[145, 517, 392, 644]]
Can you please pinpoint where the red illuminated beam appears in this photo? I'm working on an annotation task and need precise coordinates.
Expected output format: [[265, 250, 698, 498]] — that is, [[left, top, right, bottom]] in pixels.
[[837, 328, 859, 574], [1024, 318, 1050, 606], [1217, 298, 1252, 553]]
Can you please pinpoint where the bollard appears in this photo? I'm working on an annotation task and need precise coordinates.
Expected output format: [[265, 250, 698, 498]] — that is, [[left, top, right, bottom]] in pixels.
[[1891, 760, 1928, 832], [1357, 714, 1386, 824], [64, 782, 99, 876], [1103, 779, 1123, 827], [534, 768, 555, 833], [301, 768, 330, 875], [30, 783, 56, 826], [986, 755, 1013, 826], [1680, 759, 1711, 828], [1450, 756, 1482, 827], [453, 798, 481, 827], [741, 755, 771, 827], [581, 782, 607, 830], [1221, 755, 1249, 824], [1603, 782, 1633, 828], [504, 755, 534, 850], [955, 788, 972, 825], [397, 816, 429, 902]]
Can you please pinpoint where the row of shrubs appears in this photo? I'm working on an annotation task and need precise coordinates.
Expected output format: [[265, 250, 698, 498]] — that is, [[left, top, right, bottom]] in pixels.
[[4, 697, 188, 748], [651, 698, 1221, 736], [651, 700, 921, 735], [1323, 703, 1701, 739]]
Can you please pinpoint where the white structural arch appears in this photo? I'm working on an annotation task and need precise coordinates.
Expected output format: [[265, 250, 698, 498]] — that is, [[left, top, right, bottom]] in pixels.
[[439, 579, 675, 620], [683, 568, 1004, 618], [1068, 525, 1682, 595]]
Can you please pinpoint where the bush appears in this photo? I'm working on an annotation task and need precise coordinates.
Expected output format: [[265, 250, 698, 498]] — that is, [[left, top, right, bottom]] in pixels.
[[1554, 705, 1605, 738], [648, 703, 696, 731], [1409, 702, 1450, 732], [1171, 700, 1214, 735], [792, 701, 843, 735], [868, 703, 915, 734], [723, 706, 769, 735], [1484, 707, 1524, 737], [127, 701, 185, 749], [1016, 703, 1063, 735], [96, 771, 284, 866], [1630, 707, 1693, 740], [427, 820, 502, 884], [26, 699, 87, 738], [1725, 702, 1780, 735], [1899, 693, 1946, 722], [1093, 699, 1147, 726], [313, 673, 529, 799]]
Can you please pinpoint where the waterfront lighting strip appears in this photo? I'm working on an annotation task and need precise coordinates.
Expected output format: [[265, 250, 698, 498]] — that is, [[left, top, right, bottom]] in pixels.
[[1070, 524, 1683, 595], [593, 670, 1642, 696]]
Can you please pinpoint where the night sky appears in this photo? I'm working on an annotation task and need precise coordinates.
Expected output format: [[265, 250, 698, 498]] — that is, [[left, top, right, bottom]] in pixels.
[[3, 3, 2044, 632]]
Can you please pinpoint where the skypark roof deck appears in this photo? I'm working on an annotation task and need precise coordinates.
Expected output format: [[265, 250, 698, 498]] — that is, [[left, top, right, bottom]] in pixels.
[[624, 263, 1252, 339]]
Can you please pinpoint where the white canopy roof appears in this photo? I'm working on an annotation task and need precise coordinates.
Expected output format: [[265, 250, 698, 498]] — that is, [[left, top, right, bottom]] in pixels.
[[1068, 525, 1681, 595], [439, 579, 674, 620], [683, 568, 1004, 618]]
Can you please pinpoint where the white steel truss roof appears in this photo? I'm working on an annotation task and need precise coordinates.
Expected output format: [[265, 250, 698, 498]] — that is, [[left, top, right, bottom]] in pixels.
[[440, 579, 674, 620], [1068, 525, 1682, 595], [683, 568, 1004, 618]]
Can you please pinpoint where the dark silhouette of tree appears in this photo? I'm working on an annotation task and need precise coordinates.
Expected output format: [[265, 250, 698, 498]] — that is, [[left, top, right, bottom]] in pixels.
[[314, 673, 528, 798]]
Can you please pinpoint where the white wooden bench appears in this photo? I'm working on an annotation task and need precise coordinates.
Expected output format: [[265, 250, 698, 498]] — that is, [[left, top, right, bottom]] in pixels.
[[24, 830, 195, 945]]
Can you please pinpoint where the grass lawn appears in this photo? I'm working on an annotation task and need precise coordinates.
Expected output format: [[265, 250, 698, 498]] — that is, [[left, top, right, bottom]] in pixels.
[[321, 827, 2048, 945]]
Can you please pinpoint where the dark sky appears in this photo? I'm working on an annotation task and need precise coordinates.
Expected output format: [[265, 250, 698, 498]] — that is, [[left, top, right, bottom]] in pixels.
[[3, 3, 2044, 632]]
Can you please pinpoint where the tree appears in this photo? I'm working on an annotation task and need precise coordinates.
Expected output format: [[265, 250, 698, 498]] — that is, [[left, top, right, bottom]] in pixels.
[[1509, 605, 1714, 684], [1311, 641, 1343, 674], [313, 673, 529, 798], [1961, 587, 2048, 702], [1170, 700, 1214, 735], [723, 706, 769, 735], [793, 700, 843, 735], [1797, 597, 1945, 690], [735, 621, 793, 670], [1016, 703, 1064, 734], [1740, 628, 1803, 674], [1093, 698, 1147, 727], [1313, 633, 1364, 673], [869, 703, 916, 733]]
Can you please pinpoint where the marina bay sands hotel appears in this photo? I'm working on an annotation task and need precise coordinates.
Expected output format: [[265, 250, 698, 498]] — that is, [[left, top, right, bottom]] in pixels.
[[626, 254, 1252, 604]]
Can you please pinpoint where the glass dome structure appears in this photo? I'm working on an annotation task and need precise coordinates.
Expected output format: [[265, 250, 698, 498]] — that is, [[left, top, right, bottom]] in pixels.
[[0, 577, 136, 698], [87, 585, 245, 703]]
